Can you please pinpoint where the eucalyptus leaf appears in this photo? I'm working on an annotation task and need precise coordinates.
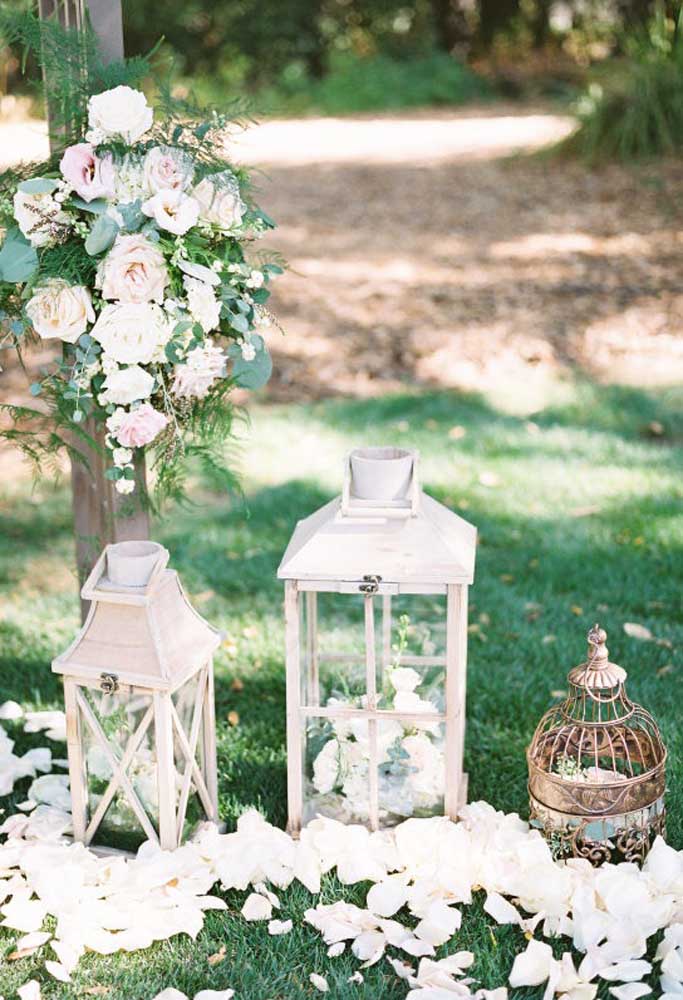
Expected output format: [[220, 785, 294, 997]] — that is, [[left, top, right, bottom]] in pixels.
[[117, 200, 144, 232], [18, 177, 58, 195], [85, 215, 119, 256], [228, 336, 272, 390], [0, 228, 38, 283], [70, 196, 107, 215], [229, 313, 249, 335]]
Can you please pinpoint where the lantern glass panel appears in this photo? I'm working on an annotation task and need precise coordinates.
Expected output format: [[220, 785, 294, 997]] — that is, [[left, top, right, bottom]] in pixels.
[[81, 684, 159, 852], [171, 673, 209, 840], [304, 715, 371, 826], [378, 720, 446, 825]]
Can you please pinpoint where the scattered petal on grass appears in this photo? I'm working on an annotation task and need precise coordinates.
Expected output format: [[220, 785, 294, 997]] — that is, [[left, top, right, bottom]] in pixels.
[[328, 942, 345, 957], [348, 972, 364, 984], [310, 973, 329, 993], [241, 892, 272, 922], [16, 931, 51, 950], [45, 960, 71, 982], [151, 991, 187, 1000], [484, 892, 520, 925], [194, 991, 235, 1000], [367, 879, 409, 917], [17, 982, 41, 1000], [599, 961, 652, 983], [0, 701, 23, 720], [623, 623, 653, 641], [609, 986, 652, 1000], [268, 919, 293, 935], [509, 939, 554, 988]]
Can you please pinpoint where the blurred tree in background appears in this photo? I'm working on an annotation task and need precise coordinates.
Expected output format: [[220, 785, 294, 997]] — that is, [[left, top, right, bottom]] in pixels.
[[1, 0, 682, 156]]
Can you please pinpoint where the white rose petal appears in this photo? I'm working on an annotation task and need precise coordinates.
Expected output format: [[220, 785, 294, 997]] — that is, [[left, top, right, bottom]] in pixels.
[[18, 981, 41, 1000], [484, 892, 520, 925], [88, 86, 153, 144], [348, 972, 364, 984], [0, 700, 23, 720], [309, 974, 329, 993], [509, 939, 554, 988], [599, 961, 652, 983], [268, 919, 293, 936], [241, 892, 272, 922], [609, 986, 652, 1000], [45, 960, 70, 983], [195, 992, 235, 1000], [367, 879, 409, 918], [327, 942, 345, 957]]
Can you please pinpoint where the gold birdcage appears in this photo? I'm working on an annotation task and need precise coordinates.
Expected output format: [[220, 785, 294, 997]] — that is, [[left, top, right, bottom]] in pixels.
[[527, 624, 666, 865]]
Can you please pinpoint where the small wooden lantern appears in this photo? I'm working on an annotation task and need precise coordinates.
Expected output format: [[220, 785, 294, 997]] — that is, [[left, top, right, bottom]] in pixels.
[[528, 624, 667, 864], [53, 543, 221, 852], [278, 447, 477, 834]]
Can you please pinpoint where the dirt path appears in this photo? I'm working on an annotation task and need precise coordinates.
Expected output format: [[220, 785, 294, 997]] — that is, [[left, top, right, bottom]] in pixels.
[[2, 106, 682, 415]]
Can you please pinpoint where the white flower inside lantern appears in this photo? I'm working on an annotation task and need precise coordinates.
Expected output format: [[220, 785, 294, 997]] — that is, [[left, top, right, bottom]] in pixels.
[[278, 447, 477, 833], [52, 541, 221, 852]]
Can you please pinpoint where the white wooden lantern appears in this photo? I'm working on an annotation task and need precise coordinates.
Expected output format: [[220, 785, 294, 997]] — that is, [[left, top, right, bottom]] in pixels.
[[278, 447, 477, 834], [52, 542, 221, 852]]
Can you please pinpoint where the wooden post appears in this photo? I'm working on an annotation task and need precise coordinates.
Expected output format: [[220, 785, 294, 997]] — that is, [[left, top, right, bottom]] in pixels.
[[444, 584, 468, 819], [285, 581, 303, 836], [364, 594, 379, 831], [38, 0, 150, 616]]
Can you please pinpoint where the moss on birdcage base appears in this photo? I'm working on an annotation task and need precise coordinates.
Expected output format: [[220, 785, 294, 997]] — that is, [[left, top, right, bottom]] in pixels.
[[1, 383, 683, 998]]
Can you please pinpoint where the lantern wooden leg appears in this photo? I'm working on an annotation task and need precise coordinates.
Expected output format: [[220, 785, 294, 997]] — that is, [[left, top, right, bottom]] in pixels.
[[305, 591, 319, 706], [285, 580, 303, 836], [364, 594, 379, 832], [202, 661, 219, 823], [381, 594, 392, 675], [154, 691, 177, 851], [445, 584, 468, 819], [64, 679, 88, 843]]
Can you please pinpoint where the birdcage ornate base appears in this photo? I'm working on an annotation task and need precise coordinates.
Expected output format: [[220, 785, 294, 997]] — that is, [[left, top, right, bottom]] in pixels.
[[529, 793, 666, 866]]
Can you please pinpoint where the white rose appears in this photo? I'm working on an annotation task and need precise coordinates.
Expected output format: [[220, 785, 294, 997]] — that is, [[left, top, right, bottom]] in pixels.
[[25, 279, 94, 343], [87, 86, 153, 144], [141, 189, 199, 235], [98, 234, 169, 304], [13, 190, 69, 248], [390, 667, 421, 694], [91, 303, 171, 365], [143, 146, 194, 194], [115, 478, 136, 495], [101, 364, 155, 405], [183, 276, 221, 333], [313, 739, 340, 795], [192, 171, 245, 230]]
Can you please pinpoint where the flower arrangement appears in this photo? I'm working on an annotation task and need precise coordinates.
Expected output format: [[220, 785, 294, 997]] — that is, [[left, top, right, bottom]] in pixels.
[[0, 20, 281, 506], [308, 616, 446, 825]]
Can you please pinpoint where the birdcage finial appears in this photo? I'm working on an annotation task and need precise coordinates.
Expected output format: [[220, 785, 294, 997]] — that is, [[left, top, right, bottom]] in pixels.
[[569, 621, 626, 689]]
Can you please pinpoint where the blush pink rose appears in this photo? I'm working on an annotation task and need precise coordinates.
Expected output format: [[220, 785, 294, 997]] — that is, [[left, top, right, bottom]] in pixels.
[[115, 403, 168, 448], [60, 143, 115, 202]]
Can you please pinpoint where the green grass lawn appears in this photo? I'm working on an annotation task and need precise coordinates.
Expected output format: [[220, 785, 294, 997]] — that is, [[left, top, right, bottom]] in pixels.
[[1, 379, 683, 998]]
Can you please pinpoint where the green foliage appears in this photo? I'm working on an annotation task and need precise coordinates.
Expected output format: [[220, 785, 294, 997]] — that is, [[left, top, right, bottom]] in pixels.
[[565, 6, 683, 161], [259, 51, 490, 114]]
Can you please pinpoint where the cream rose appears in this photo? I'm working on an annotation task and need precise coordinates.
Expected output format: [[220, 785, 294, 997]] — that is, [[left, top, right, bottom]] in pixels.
[[192, 171, 245, 230], [13, 190, 69, 248], [141, 189, 200, 236], [91, 303, 170, 365], [98, 234, 169, 304], [87, 86, 153, 144], [25, 280, 95, 343], [143, 146, 194, 194], [101, 364, 155, 406]]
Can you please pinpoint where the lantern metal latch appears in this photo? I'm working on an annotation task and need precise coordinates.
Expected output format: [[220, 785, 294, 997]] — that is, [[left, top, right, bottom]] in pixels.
[[100, 672, 119, 695], [359, 574, 382, 594]]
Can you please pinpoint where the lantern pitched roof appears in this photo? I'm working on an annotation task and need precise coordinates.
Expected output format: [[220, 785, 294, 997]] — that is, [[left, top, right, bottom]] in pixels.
[[53, 552, 221, 689], [278, 492, 476, 585]]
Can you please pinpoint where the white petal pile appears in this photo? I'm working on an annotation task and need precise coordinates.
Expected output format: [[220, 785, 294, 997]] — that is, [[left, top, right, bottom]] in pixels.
[[0, 772, 682, 998], [0, 723, 54, 797]]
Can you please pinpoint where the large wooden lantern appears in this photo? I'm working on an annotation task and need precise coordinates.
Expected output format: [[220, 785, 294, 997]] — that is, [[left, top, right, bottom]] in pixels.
[[278, 447, 477, 834], [53, 542, 221, 852], [528, 624, 667, 864]]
